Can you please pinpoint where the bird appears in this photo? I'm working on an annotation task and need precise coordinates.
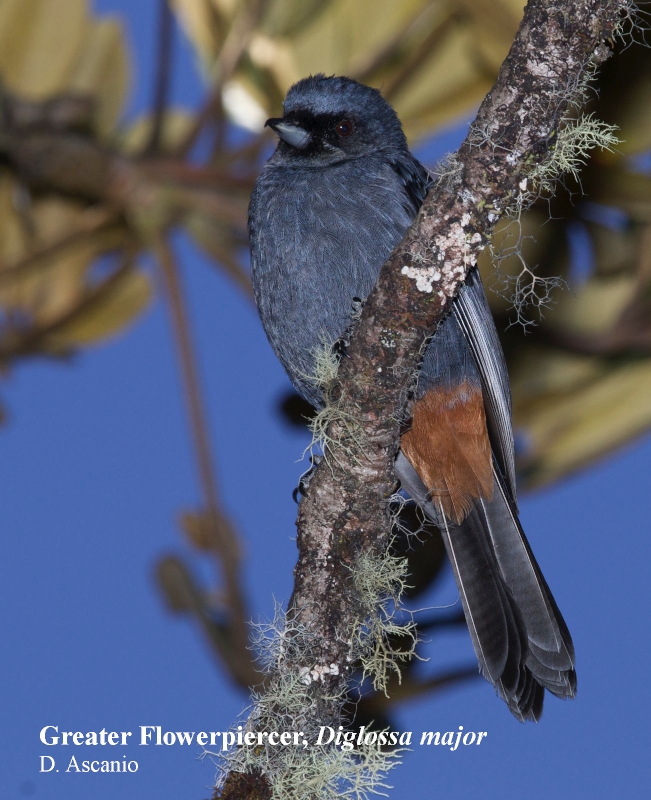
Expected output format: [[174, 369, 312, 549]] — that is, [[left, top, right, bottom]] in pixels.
[[248, 74, 575, 722]]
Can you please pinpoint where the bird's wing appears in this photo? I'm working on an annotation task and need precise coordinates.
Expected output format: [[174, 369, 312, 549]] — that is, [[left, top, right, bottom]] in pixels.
[[452, 267, 518, 502], [400, 160, 517, 500], [389, 154, 431, 217], [395, 450, 576, 721]]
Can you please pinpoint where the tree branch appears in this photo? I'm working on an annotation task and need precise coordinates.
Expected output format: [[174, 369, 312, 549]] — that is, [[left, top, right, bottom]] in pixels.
[[292, 0, 625, 687], [144, 0, 175, 155], [216, 1, 629, 796], [154, 235, 256, 684]]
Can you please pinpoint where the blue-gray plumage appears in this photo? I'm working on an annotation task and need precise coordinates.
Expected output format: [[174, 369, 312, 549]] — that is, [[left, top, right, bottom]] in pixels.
[[249, 74, 575, 721]]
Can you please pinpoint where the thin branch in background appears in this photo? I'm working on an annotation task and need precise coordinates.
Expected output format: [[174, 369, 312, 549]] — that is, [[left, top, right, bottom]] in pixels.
[[382, 11, 458, 102], [145, 0, 175, 155], [156, 555, 261, 687], [174, 0, 270, 158], [153, 234, 252, 662], [170, 184, 249, 226], [417, 609, 468, 632], [0, 207, 122, 286], [148, 160, 256, 190], [0, 246, 137, 363], [221, 131, 271, 167], [10, 183, 39, 247], [353, 3, 449, 82]]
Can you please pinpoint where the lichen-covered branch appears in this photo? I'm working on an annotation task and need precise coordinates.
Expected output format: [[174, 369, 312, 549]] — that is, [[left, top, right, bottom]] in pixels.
[[292, 0, 627, 688], [216, 1, 631, 798]]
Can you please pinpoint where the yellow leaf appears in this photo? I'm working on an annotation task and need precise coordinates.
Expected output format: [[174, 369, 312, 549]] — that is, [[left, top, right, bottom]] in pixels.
[[119, 110, 196, 154], [0, 176, 27, 266], [597, 169, 651, 223], [171, 0, 226, 68], [550, 275, 637, 337], [67, 17, 130, 138], [180, 510, 216, 551], [511, 349, 603, 408], [42, 266, 152, 351], [0, 0, 87, 98], [288, 0, 426, 80], [0, 189, 125, 326], [456, 0, 524, 65], [518, 359, 651, 488], [259, 0, 329, 37], [0, 184, 91, 318]]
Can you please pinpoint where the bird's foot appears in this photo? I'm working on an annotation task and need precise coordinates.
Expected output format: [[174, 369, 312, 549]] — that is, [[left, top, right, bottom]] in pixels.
[[334, 297, 365, 357], [293, 455, 324, 502]]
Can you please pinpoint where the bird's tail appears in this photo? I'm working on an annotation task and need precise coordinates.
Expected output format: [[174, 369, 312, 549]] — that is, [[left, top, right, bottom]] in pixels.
[[437, 465, 576, 721]]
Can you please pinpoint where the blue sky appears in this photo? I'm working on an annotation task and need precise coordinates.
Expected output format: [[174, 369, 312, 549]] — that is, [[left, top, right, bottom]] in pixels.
[[2, 2, 651, 799]]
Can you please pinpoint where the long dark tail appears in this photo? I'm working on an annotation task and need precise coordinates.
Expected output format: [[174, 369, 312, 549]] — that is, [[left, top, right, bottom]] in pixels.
[[395, 453, 576, 721]]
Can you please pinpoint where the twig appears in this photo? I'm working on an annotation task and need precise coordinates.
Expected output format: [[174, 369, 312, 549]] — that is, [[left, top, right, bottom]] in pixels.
[[144, 0, 176, 155], [417, 609, 468, 632], [143, 159, 256, 190], [382, 12, 458, 102], [0, 247, 137, 362], [0, 207, 122, 286], [153, 234, 251, 662], [174, 0, 269, 158]]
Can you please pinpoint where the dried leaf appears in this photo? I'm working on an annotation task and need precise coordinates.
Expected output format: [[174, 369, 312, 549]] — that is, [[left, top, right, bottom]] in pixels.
[[40, 266, 152, 352], [68, 17, 130, 138], [595, 168, 651, 223], [603, 60, 651, 156], [171, 0, 226, 68], [0, 184, 126, 323], [259, 0, 328, 37], [119, 110, 196, 153], [156, 555, 200, 613], [511, 349, 603, 408], [0, 0, 87, 98], [180, 509, 216, 551], [550, 275, 637, 337], [0, 184, 91, 317], [517, 358, 651, 488]]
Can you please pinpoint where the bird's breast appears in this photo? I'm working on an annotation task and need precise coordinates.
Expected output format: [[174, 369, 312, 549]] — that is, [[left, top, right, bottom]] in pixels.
[[250, 160, 414, 406]]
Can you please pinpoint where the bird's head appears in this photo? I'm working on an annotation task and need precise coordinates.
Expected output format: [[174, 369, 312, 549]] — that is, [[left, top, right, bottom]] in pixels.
[[265, 74, 408, 166]]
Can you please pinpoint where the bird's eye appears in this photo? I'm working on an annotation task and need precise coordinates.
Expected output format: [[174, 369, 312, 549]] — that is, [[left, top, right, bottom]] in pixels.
[[336, 119, 354, 138]]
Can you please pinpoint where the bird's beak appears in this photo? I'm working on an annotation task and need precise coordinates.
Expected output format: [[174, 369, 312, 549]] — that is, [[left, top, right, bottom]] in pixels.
[[265, 118, 311, 150]]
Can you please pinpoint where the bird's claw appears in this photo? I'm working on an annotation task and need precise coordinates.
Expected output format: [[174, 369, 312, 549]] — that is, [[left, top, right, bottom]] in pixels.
[[293, 454, 324, 502]]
